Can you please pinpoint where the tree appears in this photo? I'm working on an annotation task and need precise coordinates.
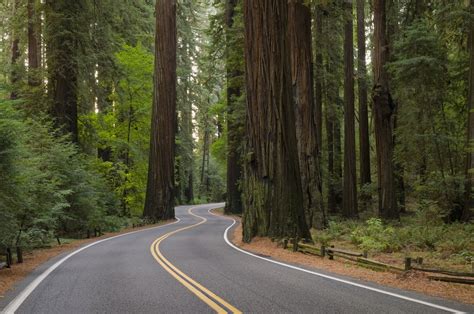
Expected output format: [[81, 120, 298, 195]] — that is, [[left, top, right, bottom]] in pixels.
[[288, 0, 326, 228], [242, 0, 310, 242], [45, 0, 82, 143], [372, 0, 398, 220], [314, 3, 324, 156], [10, 0, 20, 100], [225, 0, 243, 214], [143, 0, 177, 221], [464, 0, 474, 222], [324, 1, 344, 213], [357, 0, 371, 189], [27, 0, 41, 87], [343, 0, 358, 218]]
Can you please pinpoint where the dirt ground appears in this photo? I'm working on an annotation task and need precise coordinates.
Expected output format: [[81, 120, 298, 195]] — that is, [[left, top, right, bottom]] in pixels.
[[0, 220, 174, 298], [216, 210, 474, 305]]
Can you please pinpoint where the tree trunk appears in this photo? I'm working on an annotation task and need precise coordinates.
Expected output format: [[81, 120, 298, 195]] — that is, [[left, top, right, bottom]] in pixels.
[[372, 0, 398, 220], [463, 0, 474, 222], [388, 0, 406, 214], [289, 0, 326, 229], [343, 0, 358, 218], [182, 85, 194, 204], [325, 35, 342, 213], [326, 105, 337, 213], [10, 0, 20, 100], [357, 0, 371, 189], [314, 4, 324, 155], [27, 0, 41, 87], [143, 0, 177, 221], [334, 107, 343, 209], [225, 0, 243, 214], [242, 0, 310, 242], [46, 0, 79, 143]]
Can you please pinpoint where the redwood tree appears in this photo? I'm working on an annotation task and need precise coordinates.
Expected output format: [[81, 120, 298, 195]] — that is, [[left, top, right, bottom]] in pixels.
[[27, 0, 41, 87], [143, 0, 177, 221], [343, 0, 358, 218], [46, 0, 80, 143], [288, 0, 326, 229], [242, 0, 310, 242], [357, 0, 371, 189], [10, 0, 20, 100], [225, 0, 243, 215], [372, 0, 398, 220]]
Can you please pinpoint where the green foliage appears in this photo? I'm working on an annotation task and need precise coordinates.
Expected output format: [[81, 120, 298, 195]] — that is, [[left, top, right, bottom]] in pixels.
[[389, 16, 467, 218], [0, 101, 118, 249], [351, 218, 397, 253], [313, 211, 473, 260], [80, 43, 153, 217]]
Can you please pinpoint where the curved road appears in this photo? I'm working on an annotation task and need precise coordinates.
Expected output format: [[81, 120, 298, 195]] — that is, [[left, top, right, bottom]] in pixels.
[[1, 204, 472, 313]]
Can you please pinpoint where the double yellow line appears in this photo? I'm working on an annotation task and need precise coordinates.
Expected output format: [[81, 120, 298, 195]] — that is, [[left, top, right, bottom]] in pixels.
[[150, 207, 242, 314]]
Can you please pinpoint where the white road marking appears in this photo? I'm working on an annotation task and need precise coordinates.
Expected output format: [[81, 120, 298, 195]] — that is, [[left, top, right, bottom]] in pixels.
[[207, 207, 466, 314], [1, 218, 181, 314]]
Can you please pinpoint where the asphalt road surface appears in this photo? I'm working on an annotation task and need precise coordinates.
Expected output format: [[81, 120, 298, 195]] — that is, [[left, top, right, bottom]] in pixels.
[[1, 204, 473, 313]]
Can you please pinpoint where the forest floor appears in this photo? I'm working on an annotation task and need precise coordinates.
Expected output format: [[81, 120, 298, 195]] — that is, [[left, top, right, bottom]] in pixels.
[[0, 220, 175, 298], [212, 209, 474, 305]]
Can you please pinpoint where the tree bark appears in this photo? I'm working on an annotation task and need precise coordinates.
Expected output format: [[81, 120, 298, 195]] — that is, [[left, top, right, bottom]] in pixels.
[[242, 0, 310, 242], [357, 0, 371, 189], [372, 0, 399, 220], [343, 0, 358, 218], [143, 0, 177, 221], [27, 0, 41, 86], [10, 0, 20, 100], [325, 22, 342, 213], [45, 0, 81, 143], [314, 4, 324, 155], [225, 0, 243, 214], [289, 0, 326, 229], [463, 0, 474, 222]]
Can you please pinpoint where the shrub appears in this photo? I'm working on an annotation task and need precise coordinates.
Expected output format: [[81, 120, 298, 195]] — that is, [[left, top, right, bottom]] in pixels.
[[351, 218, 398, 253]]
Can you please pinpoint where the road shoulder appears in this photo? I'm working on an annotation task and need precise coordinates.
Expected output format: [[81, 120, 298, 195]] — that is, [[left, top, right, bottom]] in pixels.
[[211, 209, 474, 306]]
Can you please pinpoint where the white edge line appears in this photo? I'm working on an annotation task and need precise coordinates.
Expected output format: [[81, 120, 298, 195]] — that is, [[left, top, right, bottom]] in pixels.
[[1, 218, 181, 314], [207, 208, 465, 314]]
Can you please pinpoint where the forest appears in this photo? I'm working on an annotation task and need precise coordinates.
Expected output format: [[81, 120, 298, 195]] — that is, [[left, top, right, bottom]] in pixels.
[[0, 0, 473, 269]]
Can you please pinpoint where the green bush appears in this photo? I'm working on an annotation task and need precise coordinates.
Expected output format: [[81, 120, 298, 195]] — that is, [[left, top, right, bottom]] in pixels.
[[351, 218, 398, 253], [0, 103, 119, 249]]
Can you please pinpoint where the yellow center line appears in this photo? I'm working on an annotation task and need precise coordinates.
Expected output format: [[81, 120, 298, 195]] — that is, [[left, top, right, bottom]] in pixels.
[[150, 207, 242, 314]]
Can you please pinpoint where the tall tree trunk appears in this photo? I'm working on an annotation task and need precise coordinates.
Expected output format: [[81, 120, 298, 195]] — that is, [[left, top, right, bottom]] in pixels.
[[225, 0, 243, 214], [10, 0, 20, 100], [463, 0, 474, 222], [334, 106, 343, 209], [326, 105, 337, 213], [289, 0, 327, 229], [200, 125, 210, 199], [143, 0, 177, 221], [314, 4, 324, 155], [325, 39, 342, 213], [357, 0, 371, 189], [242, 0, 310, 242], [27, 0, 41, 86], [388, 0, 406, 214], [372, 0, 398, 220], [46, 0, 79, 143], [343, 0, 358, 218], [182, 83, 194, 204]]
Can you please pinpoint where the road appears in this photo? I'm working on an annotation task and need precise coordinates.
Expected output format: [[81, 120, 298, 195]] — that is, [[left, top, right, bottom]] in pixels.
[[1, 204, 472, 313]]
